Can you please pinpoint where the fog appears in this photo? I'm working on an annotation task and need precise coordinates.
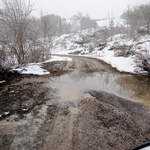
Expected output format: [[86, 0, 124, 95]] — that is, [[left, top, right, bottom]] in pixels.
[[31, 0, 150, 19]]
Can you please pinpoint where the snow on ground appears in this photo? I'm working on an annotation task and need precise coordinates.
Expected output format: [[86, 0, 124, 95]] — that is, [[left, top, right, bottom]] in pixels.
[[21, 64, 49, 75], [97, 19, 126, 28], [13, 63, 50, 75], [52, 28, 95, 55], [0, 81, 5, 84], [51, 29, 150, 74], [45, 56, 72, 62], [0, 111, 10, 118], [141, 146, 150, 150], [90, 49, 137, 73], [12, 56, 72, 75]]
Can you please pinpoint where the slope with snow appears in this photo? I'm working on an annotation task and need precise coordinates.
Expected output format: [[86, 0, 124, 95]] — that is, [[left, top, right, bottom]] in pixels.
[[97, 19, 126, 28], [51, 28, 150, 74]]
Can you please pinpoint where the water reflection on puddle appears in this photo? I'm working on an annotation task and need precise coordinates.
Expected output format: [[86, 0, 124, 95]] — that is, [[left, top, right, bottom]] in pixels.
[[116, 75, 150, 106], [48, 70, 134, 105], [17, 69, 150, 107]]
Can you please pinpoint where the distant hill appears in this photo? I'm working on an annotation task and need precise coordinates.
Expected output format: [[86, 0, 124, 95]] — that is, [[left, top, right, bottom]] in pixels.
[[96, 19, 126, 28]]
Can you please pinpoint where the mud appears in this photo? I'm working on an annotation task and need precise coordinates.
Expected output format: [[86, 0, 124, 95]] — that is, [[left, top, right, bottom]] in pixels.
[[73, 91, 150, 150], [0, 55, 150, 150], [0, 69, 22, 90]]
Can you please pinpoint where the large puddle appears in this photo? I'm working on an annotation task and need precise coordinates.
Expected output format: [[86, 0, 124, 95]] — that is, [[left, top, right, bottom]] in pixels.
[[16, 69, 150, 107], [44, 70, 150, 107]]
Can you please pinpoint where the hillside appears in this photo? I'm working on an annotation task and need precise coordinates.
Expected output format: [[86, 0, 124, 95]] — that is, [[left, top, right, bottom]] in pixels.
[[96, 18, 126, 28], [52, 27, 150, 74]]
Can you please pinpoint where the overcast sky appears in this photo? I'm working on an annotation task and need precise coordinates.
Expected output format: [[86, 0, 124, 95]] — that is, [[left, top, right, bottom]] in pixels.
[[30, 0, 150, 19]]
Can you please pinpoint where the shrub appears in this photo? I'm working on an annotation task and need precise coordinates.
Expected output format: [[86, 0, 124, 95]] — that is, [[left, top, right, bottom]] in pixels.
[[88, 44, 95, 53], [113, 44, 134, 57], [136, 52, 150, 73]]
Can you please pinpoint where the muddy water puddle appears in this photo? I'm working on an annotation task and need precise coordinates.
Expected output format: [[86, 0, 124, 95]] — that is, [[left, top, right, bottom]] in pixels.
[[43, 70, 150, 107], [116, 75, 150, 106], [16, 69, 150, 107]]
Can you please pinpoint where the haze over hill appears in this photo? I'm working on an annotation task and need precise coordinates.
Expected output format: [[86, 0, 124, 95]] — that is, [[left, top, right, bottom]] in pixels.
[[30, 0, 150, 19]]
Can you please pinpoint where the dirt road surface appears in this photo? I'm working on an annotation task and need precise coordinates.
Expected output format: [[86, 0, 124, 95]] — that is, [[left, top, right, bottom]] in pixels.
[[0, 55, 150, 150]]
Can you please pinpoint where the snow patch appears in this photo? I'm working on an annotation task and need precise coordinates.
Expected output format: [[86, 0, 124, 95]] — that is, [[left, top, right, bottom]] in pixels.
[[139, 146, 150, 150], [10, 90, 15, 93], [45, 56, 72, 62], [15, 63, 50, 75], [97, 19, 126, 28], [4, 111, 10, 115], [21, 108, 29, 112], [11, 56, 72, 75], [0, 80, 5, 84]]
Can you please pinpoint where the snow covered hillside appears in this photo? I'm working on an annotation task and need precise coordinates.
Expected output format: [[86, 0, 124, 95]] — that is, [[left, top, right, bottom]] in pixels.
[[52, 28, 150, 74], [97, 19, 126, 28]]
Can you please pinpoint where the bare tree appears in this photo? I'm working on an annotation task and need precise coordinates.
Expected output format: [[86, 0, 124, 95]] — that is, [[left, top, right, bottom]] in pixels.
[[0, 0, 42, 65], [140, 4, 150, 34], [70, 12, 83, 31], [39, 14, 59, 59], [121, 3, 150, 36], [121, 6, 141, 37], [40, 14, 55, 42]]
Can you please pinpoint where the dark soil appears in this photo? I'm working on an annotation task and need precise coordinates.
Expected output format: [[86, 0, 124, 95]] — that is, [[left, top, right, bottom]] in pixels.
[[0, 80, 48, 120], [0, 68, 22, 90], [75, 91, 150, 150], [42, 61, 70, 76]]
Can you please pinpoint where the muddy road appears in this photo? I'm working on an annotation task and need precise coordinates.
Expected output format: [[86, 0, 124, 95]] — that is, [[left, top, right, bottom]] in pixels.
[[0, 55, 150, 150]]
